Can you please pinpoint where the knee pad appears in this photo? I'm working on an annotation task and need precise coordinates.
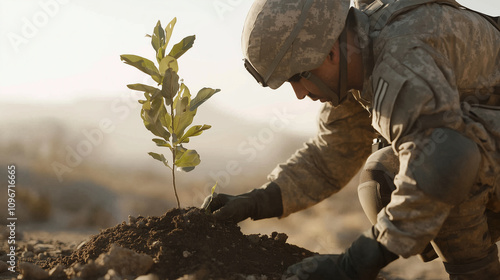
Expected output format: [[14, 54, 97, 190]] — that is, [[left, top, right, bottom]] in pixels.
[[406, 128, 481, 205], [358, 147, 398, 225]]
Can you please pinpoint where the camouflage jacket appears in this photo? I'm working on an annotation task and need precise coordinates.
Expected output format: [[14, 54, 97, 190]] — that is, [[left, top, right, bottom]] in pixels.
[[267, 0, 500, 257]]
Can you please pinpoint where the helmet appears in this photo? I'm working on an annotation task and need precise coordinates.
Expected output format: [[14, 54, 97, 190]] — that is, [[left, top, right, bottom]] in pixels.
[[242, 0, 350, 90]]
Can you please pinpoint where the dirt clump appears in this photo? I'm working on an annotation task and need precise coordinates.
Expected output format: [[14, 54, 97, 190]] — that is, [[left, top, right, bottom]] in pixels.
[[38, 207, 313, 279]]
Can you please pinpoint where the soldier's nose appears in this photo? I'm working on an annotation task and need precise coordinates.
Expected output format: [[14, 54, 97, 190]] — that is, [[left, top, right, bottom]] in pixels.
[[290, 82, 308, 100]]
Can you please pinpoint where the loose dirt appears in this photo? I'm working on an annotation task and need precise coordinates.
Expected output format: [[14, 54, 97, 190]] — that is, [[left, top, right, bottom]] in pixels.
[[34, 207, 313, 279]]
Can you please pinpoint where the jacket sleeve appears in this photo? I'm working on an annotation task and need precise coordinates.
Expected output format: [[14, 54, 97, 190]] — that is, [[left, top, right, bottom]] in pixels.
[[371, 34, 471, 257], [268, 94, 375, 217]]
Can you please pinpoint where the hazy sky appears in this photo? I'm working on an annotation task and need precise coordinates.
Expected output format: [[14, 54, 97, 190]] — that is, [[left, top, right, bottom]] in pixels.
[[0, 0, 497, 124], [0, 0, 328, 129]]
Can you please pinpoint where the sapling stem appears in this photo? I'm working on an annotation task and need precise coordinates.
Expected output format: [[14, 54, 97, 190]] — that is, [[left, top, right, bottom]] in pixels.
[[171, 102, 180, 209]]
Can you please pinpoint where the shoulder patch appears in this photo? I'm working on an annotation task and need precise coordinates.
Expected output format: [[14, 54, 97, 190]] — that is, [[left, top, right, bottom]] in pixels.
[[374, 77, 389, 114], [371, 57, 408, 142]]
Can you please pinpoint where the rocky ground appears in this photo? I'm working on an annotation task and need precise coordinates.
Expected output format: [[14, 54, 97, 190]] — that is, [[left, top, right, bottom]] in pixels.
[[0, 208, 315, 280]]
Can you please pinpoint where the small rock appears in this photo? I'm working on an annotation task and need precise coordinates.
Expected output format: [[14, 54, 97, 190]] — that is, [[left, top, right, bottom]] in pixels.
[[28, 240, 41, 246], [38, 253, 48, 260], [104, 269, 122, 280], [21, 251, 35, 258], [49, 250, 62, 257], [246, 234, 260, 244], [76, 240, 87, 250], [135, 273, 159, 280], [128, 215, 137, 225], [150, 241, 161, 249], [182, 251, 191, 258], [176, 266, 209, 280], [137, 220, 146, 228], [0, 260, 8, 273], [274, 233, 288, 243], [70, 263, 85, 276], [48, 264, 66, 278], [25, 244, 35, 252], [62, 248, 73, 256], [96, 245, 153, 277], [76, 261, 103, 279], [33, 244, 55, 254], [19, 262, 49, 280]]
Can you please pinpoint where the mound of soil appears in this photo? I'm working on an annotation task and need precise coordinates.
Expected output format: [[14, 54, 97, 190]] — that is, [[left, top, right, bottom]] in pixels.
[[44, 207, 314, 279]]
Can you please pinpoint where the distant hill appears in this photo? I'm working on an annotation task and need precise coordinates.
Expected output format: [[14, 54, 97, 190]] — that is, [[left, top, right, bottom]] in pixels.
[[0, 97, 316, 222]]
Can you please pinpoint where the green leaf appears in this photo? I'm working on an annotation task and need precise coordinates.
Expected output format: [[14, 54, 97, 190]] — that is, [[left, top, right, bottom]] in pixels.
[[176, 124, 211, 144], [204, 181, 218, 213], [173, 97, 196, 138], [120, 54, 162, 83], [127, 83, 161, 98], [176, 96, 189, 113], [151, 20, 165, 52], [173, 83, 190, 109], [148, 152, 171, 169], [141, 95, 171, 139], [152, 138, 172, 148], [160, 110, 172, 131], [178, 166, 195, 172], [157, 45, 167, 64], [141, 92, 151, 110], [165, 18, 176, 49], [148, 152, 166, 162], [211, 182, 218, 195], [190, 88, 220, 111], [142, 109, 169, 139], [159, 55, 179, 74], [161, 68, 180, 104], [179, 83, 191, 98], [168, 35, 195, 59], [175, 148, 200, 168]]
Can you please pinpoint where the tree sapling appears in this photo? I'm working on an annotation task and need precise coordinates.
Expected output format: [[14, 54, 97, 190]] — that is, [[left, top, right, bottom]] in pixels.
[[120, 18, 220, 208]]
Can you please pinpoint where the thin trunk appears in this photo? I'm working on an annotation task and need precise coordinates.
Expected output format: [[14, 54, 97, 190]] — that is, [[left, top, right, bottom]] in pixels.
[[171, 102, 180, 208]]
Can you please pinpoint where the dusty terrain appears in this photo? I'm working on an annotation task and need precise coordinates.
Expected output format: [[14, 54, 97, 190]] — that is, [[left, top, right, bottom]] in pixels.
[[0, 100, 450, 279], [0, 208, 447, 280]]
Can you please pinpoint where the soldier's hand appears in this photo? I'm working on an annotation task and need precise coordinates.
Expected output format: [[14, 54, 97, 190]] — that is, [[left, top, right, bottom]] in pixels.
[[201, 182, 283, 223], [285, 254, 350, 280], [286, 227, 398, 280], [201, 192, 256, 223]]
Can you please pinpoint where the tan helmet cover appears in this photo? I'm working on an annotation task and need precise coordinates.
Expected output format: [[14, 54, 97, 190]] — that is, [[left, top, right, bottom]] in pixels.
[[242, 0, 350, 89]]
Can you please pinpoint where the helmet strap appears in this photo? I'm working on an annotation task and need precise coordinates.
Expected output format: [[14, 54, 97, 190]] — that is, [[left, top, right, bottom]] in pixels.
[[262, 0, 315, 85], [300, 71, 339, 104], [338, 26, 349, 105]]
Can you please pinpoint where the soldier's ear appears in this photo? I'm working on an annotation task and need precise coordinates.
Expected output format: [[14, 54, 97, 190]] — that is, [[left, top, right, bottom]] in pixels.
[[327, 41, 340, 65]]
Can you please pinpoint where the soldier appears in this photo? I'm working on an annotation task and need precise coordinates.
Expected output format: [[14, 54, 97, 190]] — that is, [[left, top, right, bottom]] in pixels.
[[202, 0, 500, 279]]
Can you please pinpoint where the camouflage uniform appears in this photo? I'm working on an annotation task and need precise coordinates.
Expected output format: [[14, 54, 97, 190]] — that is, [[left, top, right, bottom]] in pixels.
[[268, 0, 500, 274]]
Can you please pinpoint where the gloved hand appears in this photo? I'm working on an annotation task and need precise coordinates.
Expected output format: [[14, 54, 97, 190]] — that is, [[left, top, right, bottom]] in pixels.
[[201, 182, 283, 223], [285, 227, 398, 280]]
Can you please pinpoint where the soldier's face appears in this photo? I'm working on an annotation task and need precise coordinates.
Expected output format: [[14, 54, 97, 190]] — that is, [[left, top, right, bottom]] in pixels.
[[288, 45, 340, 103], [289, 78, 331, 102]]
